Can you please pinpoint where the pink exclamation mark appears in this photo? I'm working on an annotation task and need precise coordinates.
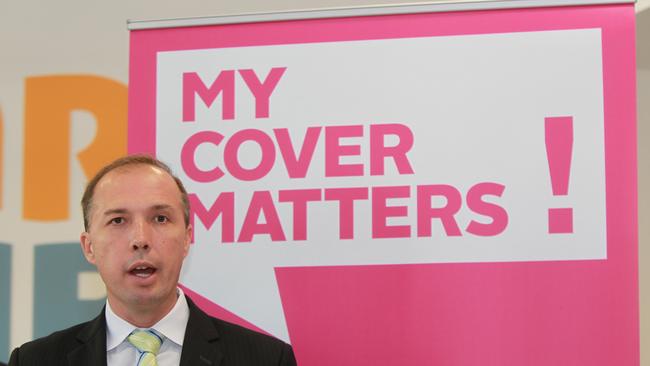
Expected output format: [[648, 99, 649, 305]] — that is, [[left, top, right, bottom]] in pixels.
[[545, 116, 573, 234]]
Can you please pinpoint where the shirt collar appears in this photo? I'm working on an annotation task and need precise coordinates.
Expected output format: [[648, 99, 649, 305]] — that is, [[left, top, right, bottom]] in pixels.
[[105, 288, 189, 351]]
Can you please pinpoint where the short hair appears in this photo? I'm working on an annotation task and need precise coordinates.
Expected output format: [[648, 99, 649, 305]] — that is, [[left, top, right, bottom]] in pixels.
[[81, 154, 190, 231]]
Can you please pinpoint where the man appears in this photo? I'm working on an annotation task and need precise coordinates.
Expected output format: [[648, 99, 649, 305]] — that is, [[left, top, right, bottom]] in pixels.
[[9, 155, 297, 366]]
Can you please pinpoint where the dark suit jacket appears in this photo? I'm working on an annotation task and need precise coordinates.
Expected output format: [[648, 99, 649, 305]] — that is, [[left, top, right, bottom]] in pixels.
[[8, 297, 297, 366]]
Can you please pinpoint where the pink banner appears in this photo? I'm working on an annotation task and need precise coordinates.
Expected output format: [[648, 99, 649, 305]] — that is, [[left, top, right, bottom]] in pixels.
[[129, 4, 638, 365]]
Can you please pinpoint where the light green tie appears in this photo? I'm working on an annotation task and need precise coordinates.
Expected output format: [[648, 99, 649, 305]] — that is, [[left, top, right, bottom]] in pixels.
[[128, 329, 163, 366]]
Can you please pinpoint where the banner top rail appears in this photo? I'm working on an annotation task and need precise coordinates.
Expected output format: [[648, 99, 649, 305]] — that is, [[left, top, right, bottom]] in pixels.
[[127, 0, 634, 30]]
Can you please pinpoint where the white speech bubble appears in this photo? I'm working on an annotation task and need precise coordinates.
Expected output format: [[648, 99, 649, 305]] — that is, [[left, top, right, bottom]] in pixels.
[[157, 29, 606, 341]]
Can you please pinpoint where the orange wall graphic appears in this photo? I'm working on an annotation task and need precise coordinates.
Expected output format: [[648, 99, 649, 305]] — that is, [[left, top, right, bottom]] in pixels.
[[23, 75, 127, 220]]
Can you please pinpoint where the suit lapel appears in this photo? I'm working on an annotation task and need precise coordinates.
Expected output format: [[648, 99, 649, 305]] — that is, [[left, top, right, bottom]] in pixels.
[[179, 297, 223, 366], [67, 310, 108, 366]]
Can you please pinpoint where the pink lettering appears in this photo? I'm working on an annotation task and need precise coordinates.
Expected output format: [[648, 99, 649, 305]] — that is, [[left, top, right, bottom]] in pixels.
[[370, 123, 414, 175], [189, 192, 234, 243], [466, 183, 508, 236], [372, 186, 411, 238], [274, 127, 322, 178], [417, 184, 462, 237], [182, 71, 234, 122], [325, 125, 364, 177], [181, 123, 418, 183], [181, 131, 225, 182], [224, 129, 275, 181], [324, 187, 369, 239], [238, 191, 286, 242], [239, 67, 286, 118], [279, 189, 322, 240]]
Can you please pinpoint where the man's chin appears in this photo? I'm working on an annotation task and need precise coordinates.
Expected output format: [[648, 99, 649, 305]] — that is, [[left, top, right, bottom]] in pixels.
[[128, 289, 177, 310]]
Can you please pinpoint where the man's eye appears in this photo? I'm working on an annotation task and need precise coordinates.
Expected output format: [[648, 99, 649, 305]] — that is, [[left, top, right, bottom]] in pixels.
[[109, 217, 124, 225], [155, 215, 168, 223]]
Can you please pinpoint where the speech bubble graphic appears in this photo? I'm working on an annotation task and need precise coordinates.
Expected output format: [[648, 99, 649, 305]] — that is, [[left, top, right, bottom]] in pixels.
[[157, 29, 606, 341]]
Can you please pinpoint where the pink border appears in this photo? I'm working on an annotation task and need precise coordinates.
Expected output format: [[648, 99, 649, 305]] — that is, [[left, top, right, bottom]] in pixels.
[[129, 4, 638, 364]]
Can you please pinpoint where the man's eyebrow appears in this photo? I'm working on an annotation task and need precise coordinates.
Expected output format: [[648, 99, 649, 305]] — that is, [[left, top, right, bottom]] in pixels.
[[102, 208, 128, 216], [101, 205, 173, 214], [151, 204, 173, 211]]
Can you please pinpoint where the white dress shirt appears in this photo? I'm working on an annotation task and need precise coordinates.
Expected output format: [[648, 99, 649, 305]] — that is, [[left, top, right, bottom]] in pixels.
[[105, 288, 189, 366]]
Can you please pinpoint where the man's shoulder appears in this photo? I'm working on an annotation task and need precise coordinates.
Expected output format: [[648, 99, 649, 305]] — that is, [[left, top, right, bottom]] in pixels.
[[185, 299, 296, 365], [208, 315, 286, 346], [186, 297, 282, 344], [9, 315, 104, 365], [203, 316, 296, 365], [18, 320, 91, 349]]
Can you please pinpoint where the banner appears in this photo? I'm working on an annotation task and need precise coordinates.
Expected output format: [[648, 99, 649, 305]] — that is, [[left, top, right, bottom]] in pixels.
[[129, 3, 638, 364]]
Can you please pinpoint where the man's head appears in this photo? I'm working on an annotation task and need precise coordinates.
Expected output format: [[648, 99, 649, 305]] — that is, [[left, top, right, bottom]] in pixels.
[[79, 154, 192, 326], [81, 154, 190, 231]]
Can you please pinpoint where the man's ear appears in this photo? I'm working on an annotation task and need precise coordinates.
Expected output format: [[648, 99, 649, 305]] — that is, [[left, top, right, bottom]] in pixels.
[[80, 232, 96, 265], [183, 225, 192, 258]]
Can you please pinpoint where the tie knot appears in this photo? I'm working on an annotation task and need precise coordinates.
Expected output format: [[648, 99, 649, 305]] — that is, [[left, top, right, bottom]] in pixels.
[[128, 329, 163, 355]]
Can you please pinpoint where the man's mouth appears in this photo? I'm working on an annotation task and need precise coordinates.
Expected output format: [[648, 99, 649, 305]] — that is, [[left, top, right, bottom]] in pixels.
[[129, 265, 156, 277]]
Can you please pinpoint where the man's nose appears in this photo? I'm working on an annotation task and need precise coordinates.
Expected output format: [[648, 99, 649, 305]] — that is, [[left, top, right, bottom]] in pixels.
[[131, 219, 151, 250]]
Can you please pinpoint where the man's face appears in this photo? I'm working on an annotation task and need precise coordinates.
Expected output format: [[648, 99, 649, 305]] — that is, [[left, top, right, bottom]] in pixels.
[[80, 164, 191, 318]]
